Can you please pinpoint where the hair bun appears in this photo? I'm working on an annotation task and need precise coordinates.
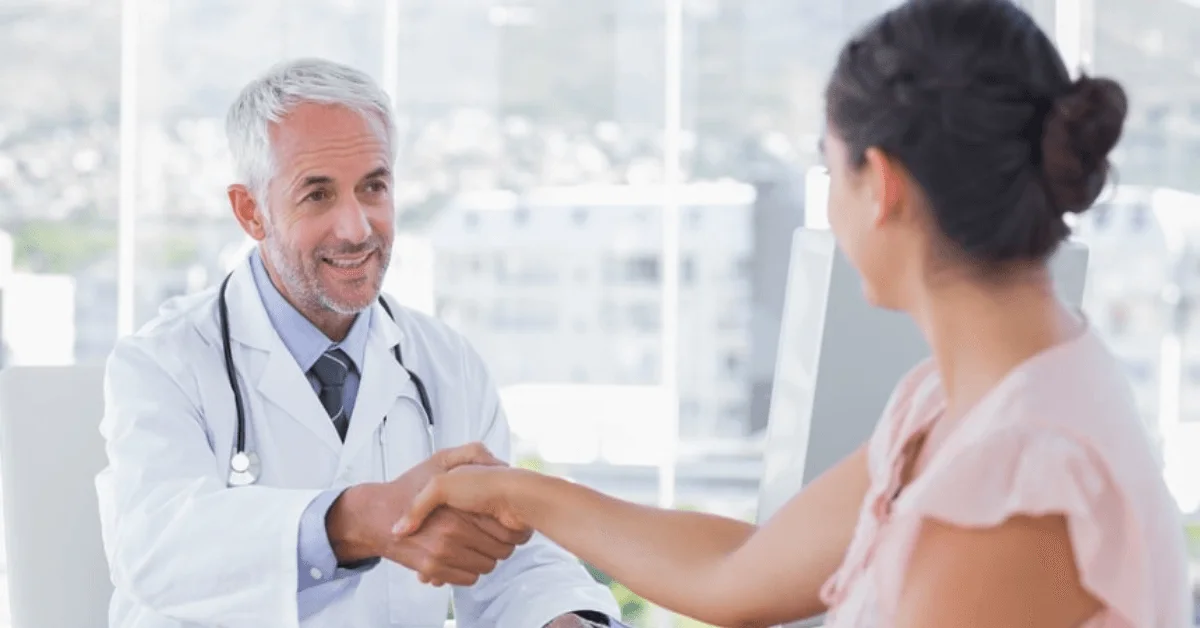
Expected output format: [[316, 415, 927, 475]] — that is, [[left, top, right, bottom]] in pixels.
[[1040, 74, 1128, 214]]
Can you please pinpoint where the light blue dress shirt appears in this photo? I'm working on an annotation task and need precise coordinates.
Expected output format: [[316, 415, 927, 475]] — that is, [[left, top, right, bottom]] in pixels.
[[248, 251, 378, 618]]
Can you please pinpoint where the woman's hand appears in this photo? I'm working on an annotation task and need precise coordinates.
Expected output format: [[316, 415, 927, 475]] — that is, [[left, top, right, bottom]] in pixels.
[[392, 464, 533, 542]]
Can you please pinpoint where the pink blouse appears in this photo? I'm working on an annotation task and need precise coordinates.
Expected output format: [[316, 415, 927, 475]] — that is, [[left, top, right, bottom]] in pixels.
[[820, 326, 1193, 627]]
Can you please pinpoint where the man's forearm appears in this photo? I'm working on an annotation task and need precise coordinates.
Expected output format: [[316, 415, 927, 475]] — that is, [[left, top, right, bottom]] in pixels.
[[326, 483, 382, 564], [297, 488, 378, 620], [298, 490, 344, 592], [299, 489, 380, 595]]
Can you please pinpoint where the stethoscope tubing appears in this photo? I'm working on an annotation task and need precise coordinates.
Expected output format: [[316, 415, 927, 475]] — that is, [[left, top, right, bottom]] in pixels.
[[217, 268, 434, 485]]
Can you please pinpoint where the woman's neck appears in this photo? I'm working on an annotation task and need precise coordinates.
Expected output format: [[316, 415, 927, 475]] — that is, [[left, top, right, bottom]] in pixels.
[[911, 276, 1083, 417]]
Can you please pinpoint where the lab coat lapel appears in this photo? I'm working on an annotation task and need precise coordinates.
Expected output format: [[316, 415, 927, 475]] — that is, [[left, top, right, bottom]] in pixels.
[[339, 300, 413, 471], [224, 261, 344, 455]]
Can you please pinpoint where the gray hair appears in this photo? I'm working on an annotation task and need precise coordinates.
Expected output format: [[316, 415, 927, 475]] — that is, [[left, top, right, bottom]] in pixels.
[[225, 58, 397, 200]]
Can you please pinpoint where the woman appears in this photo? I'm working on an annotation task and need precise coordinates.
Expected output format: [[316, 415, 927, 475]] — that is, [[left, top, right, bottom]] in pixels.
[[394, 1, 1192, 626]]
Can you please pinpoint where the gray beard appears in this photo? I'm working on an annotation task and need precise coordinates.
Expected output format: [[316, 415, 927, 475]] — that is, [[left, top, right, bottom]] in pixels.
[[259, 237, 385, 316]]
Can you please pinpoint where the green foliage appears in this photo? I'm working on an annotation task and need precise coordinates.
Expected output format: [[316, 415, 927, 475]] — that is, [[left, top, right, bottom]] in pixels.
[[8, 220, 196, 275], [1185, 523, 1200, 557], [156, 236, 200, 268], [11, 220, 116, 274], [612, 582, 650, 625], [579, 502, 749, 627], [515, 454, 546, 473], [583, 562, 649, 626]]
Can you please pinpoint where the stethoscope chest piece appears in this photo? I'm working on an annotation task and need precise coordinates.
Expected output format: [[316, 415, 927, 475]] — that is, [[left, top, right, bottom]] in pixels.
[[228, 451, 261, 487]]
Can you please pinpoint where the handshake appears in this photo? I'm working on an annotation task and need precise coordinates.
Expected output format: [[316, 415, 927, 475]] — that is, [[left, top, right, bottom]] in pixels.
[[324, 442, 528, 587]]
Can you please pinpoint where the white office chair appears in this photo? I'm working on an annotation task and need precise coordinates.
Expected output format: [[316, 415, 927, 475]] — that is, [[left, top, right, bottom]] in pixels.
[[0, 365, 112, 627]]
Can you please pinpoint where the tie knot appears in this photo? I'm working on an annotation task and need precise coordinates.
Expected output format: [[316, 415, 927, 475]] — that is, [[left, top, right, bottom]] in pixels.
[[310, 348, 352, 388]]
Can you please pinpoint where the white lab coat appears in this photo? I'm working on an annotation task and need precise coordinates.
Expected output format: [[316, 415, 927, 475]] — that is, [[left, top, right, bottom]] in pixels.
[[95, 261, 619, 628]]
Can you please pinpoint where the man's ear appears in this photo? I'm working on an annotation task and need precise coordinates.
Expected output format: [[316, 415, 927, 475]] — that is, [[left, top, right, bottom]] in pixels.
[[228, 184, 267, 241]]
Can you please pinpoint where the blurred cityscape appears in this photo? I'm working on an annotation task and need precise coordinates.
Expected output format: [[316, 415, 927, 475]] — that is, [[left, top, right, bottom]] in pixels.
[[5, 0, 1200, 625]]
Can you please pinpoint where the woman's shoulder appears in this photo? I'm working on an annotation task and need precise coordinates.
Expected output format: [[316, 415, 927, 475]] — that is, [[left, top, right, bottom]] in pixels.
[[899, 330, 1191, 627]]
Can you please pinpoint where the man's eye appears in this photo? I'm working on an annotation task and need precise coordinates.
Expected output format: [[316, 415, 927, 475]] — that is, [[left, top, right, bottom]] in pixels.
[[305, 190, 330, 203], [366, 181, 388, 194]]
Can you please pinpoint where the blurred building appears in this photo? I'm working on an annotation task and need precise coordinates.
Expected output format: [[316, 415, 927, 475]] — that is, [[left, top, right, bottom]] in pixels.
[[1070, 184, 1200, 523], [426, 181, 757, 440], [1073, 186, 1200, 424], [1095, 0, 1200, 196]]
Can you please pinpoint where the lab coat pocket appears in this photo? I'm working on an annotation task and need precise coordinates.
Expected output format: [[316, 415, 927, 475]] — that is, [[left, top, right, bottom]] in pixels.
[[388, 561, 452, 627]]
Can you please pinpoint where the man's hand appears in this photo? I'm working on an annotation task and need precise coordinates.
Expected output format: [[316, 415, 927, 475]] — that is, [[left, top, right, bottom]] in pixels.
[[385, 507, 525, 585], [325, 442, 531, 586]]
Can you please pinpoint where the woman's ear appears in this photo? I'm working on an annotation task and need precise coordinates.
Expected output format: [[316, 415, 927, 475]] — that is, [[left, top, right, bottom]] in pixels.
[[862, 147, 912, 227]]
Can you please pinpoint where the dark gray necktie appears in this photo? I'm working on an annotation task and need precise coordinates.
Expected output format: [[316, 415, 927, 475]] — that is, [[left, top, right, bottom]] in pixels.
[[310, 348, 352, 441]]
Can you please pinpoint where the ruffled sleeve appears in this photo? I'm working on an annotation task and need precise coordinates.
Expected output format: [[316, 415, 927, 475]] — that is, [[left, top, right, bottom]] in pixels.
[[897, 427, 1153, 627]]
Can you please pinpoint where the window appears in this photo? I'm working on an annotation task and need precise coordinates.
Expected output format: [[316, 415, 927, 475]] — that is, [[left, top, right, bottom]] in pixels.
[[628, 256, 660, 282], [22, 1, 1200, 624], [489, 299, 558, 331], [681, 257, 695, 284], [2, 1, 120, 366], [723, 351, 742, 377], [495, 254, 558, 285], [627, 301, 661, 333], [605, 255, 660, 284]]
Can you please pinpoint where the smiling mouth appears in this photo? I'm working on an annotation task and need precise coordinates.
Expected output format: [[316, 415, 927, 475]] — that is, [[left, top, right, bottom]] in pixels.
[[322, 250, 374, 269]]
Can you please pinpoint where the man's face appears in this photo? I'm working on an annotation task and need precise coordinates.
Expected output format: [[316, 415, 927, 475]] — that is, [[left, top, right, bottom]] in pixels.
[[255, 102, 394, 317]]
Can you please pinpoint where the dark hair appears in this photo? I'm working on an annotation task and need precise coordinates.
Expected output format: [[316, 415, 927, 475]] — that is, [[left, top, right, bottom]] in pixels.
[[825, 0, 1128, 265]]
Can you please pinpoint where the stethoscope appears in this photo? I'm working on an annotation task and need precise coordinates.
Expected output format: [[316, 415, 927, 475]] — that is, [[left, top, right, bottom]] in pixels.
[[218, 271, 435, 486]]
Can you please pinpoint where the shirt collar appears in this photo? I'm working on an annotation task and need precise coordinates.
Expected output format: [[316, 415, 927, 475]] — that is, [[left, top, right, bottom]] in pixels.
[[248, 249, 372, 375]]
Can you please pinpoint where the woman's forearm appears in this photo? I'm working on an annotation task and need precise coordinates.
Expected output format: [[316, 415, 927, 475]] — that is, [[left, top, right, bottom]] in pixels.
[[504, 445, 871, 628], [512, 471, 755, 619]]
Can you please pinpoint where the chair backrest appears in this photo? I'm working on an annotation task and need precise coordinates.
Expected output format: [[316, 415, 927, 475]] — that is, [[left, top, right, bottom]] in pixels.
[[0, 365, 111, 627]]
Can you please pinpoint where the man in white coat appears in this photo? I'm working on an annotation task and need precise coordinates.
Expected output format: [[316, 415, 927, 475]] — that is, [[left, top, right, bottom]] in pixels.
[[95, 58, 622, 628]]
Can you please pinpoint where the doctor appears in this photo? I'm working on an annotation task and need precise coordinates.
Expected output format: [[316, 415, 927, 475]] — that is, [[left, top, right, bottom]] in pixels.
[[95, 57, 620, 628]]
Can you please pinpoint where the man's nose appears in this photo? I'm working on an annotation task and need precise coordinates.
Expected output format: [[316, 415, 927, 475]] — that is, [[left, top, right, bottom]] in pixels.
[[331, 197, 371, 243]]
